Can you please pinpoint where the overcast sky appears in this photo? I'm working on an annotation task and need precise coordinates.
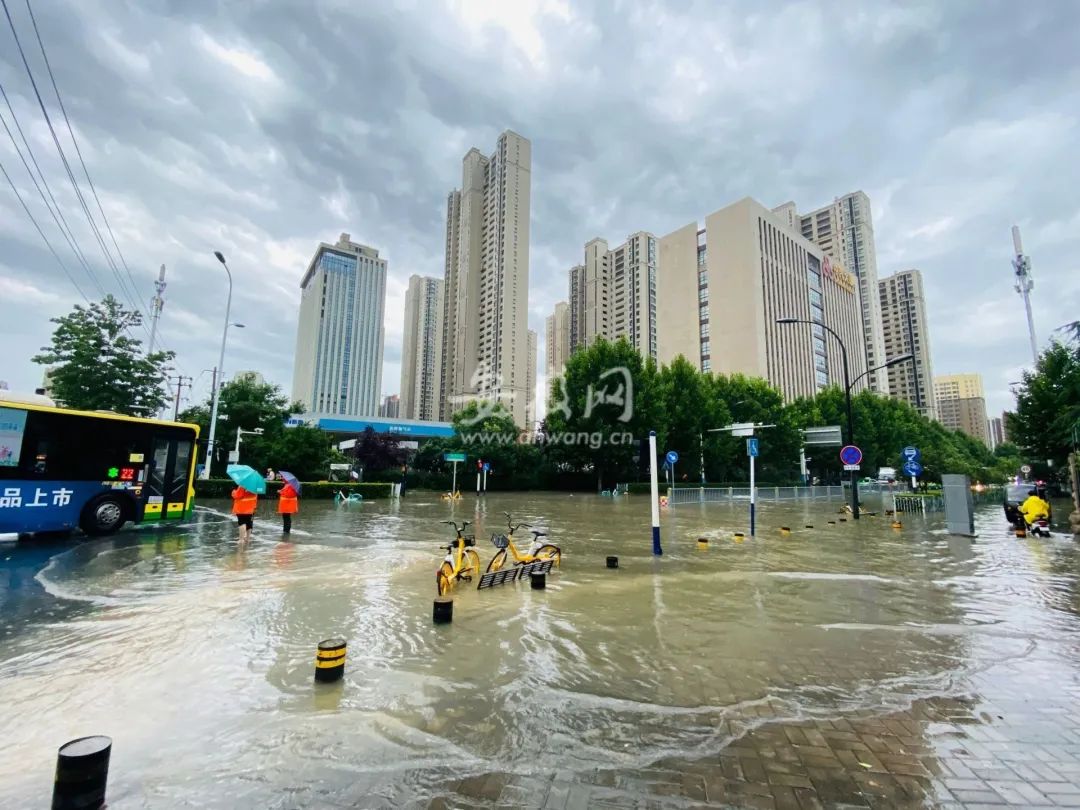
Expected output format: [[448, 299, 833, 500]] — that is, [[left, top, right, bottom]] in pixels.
[[1, 0, 1077, 422]]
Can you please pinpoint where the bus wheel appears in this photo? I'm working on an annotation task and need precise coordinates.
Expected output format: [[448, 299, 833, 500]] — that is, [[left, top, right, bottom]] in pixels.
[[80, 496, 128, 537]]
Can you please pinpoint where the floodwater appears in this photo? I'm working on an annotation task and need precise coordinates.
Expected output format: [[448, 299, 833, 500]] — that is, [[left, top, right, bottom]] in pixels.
[[1, 492, 1079, 808]]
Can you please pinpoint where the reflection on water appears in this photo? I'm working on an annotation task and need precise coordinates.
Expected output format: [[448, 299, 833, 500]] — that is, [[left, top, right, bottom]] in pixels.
[[0, 492, 1078, 806]]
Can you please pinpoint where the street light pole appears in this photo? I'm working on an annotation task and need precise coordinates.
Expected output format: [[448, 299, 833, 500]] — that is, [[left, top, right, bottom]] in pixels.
[[777, 317, 915, 522], [776, 317, 858, 518], [202, 251, 233, 480], [698, 431, 706, 485]]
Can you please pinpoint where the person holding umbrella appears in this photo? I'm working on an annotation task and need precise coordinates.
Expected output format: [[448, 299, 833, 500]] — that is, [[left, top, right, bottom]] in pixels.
[[227, 464, 268, 542], [277, 470, 301, 534]]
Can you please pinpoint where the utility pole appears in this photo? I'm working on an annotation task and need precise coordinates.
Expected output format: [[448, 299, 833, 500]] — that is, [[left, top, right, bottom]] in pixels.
[[168, 375, 193, 421], [1012, 226, 1038, 364], [148, 264, 167, 355]]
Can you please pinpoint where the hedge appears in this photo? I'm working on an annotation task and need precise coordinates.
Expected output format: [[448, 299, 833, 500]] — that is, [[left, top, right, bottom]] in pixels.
[[194, 479, 391, 499]]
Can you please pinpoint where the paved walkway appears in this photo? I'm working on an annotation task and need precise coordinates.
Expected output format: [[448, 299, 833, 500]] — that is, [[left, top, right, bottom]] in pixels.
[[419, 692, 1080, 808]]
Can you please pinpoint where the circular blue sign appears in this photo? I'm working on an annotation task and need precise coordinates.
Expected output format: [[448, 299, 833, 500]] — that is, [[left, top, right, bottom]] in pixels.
[[665, 451, 679, 465], [839, 445, 863, 466], [901, 446, 921, 462], [902, 460, 923, 477]]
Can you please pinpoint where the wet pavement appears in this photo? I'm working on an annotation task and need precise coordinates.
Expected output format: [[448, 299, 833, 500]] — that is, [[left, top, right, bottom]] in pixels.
[[1, 492, 1079, 808]]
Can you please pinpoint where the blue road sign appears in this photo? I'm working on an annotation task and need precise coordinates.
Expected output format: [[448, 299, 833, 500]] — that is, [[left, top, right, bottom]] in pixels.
[[901, 446, 921, 463], [747, 437, 759, 457], [483, 462, 491, 472], [839, 444, 863, 466], [666, 451, 679, 465], [903, 460, 923, 477]]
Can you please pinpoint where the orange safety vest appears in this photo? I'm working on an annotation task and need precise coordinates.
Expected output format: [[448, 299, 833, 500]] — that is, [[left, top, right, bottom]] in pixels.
[[277, 484, 299, 515], [231, 487, 258, 515]]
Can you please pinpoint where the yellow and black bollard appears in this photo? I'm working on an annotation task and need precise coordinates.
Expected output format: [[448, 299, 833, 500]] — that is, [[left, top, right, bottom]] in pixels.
[[315, 638, 347, 683], [733, 532, 745, 542], [433, 597, 453, 624], [828, 520, 836, 525], [891, 521, 903, 530], [779, 526, 791, 536], [697, 536, 708, 549], [52, 735, 111, 810], [531, 572, 546, 590], [805, 524, 814, 529], [838, 518, 847, 522], [606, 556, 619, 569]]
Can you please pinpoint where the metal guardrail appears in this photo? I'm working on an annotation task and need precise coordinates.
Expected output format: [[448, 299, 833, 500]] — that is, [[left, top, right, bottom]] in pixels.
[[668, 486, 844, 504]]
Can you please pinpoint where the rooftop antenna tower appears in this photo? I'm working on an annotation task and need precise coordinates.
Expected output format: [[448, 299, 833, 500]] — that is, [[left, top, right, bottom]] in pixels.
[[148, 264, 167, 355], [1012, 226, 1038, 364]]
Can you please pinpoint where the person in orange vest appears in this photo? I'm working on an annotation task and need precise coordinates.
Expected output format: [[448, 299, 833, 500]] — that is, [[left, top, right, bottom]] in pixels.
[[231, 486, 258, 542], [277, 480, 299, 534]]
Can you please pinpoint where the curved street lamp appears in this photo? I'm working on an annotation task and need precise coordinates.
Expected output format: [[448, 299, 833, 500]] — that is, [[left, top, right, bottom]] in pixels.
[[201, 251, 234, 479], [776, 317, 913, 519]]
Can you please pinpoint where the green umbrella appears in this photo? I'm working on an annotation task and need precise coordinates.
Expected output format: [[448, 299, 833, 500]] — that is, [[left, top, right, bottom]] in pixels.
[[227, 464, 266, 494]]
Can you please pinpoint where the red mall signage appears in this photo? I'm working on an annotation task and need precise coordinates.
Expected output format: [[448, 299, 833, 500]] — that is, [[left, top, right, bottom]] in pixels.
[[822, 256, 857, 295]]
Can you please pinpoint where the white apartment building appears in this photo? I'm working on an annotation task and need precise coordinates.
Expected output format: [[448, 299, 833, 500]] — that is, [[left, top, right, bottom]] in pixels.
[[657, 197, 867, 401], [400, 275, 443, 421], [779, 191, 889, 395], [567, 232, 657, 359], [545, 301, 570, 380], [292, 233, 385, 416], [878, 269, 936, 420], [439, 131, 531, 426], [935, 373, 990, 446], [526, 329, 537, 429]]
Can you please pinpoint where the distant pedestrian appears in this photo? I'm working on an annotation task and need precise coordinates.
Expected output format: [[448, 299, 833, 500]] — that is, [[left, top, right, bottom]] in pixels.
[[277, 481, 299, 534], [265, 467, 276, 482], [232, 486, 258, 542]]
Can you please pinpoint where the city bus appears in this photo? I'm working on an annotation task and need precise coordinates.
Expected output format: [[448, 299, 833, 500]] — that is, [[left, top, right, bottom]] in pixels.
[[0, 394, 199, 538]]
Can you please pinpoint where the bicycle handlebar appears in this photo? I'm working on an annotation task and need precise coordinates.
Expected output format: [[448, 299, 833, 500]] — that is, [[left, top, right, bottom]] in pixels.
[[440, 520, 471, 533], [503, 512, 529, 533]]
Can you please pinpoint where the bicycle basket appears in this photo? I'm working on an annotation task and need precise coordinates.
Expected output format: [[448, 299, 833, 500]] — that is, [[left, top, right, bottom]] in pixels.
[[463, 534, 476, 547], [491, 533, 509, 549]]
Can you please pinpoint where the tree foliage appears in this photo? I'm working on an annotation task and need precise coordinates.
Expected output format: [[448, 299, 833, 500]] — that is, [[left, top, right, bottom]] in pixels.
[[33, 295, 174, 416], [179, 376, 331, 480], [1007, 341, 1080, 483]]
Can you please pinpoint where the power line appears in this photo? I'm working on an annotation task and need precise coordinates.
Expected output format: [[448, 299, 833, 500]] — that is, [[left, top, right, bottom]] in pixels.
[[0, 154, 89, 302], [1, 0, 148, 330], [0, 89, 106, 297], [23, 0, 146, 313]]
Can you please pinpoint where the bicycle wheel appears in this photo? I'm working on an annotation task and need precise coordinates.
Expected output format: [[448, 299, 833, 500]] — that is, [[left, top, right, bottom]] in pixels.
[[436, 562, 454, 595], [486, 549, 507, 573], [464, 548, 481, 577], [534, 544, 561, 567]]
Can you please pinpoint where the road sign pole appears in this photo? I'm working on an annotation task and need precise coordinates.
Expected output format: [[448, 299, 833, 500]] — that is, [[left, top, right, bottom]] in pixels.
[[452, 460, 457, 495], [750, 449, 756, 537], [649, 431, 662, 556]]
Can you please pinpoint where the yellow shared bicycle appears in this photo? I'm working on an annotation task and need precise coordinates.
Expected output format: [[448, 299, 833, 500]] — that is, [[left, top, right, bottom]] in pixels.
[[436, 520, 481, 596], [487, 512, 561, 573]]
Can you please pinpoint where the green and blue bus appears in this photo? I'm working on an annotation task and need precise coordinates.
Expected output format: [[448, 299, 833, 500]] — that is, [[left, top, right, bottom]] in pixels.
[[0, 396, 199, 538]]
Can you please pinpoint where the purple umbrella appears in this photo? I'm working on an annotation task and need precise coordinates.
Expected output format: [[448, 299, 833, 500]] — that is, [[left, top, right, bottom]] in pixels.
[[278, 470, 301, 494]]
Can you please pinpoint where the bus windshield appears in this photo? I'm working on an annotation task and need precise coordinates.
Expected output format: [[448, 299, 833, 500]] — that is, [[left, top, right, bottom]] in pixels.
[[0, 401, 199, 538]]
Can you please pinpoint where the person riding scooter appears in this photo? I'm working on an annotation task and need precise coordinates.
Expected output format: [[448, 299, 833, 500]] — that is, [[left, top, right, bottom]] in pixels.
[[1019, 488, 1051, 527]]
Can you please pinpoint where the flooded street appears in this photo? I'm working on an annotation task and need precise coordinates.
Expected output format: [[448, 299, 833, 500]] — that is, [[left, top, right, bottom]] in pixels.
[[3, 492, 1080, 808]]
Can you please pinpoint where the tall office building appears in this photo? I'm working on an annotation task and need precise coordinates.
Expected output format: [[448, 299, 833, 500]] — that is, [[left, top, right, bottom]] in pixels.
[[989, 417, 1005, 450], [379, 394, 400, 418], [878, 270, 936, 420], [545, 301, 570, 380], [934, 373, 990, 446], [567, 232, 658, 359], [785, 192, 889, 395], [657, 197, 866, 401], [526, 329, 537, 429], [292, 233, 386, 416], [438, 131, 531, 426], [400, 275, 443, 421]]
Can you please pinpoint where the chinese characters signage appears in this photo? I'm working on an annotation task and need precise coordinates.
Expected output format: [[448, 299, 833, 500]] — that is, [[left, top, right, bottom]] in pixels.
[[0, 407, 26, 468]]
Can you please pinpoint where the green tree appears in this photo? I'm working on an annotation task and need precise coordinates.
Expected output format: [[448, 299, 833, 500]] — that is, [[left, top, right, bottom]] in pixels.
[[33, 295, 174, 415], [544, 339, 660, 489], [1008, 341, 1080, 482], [180, 377, 331, 479]]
